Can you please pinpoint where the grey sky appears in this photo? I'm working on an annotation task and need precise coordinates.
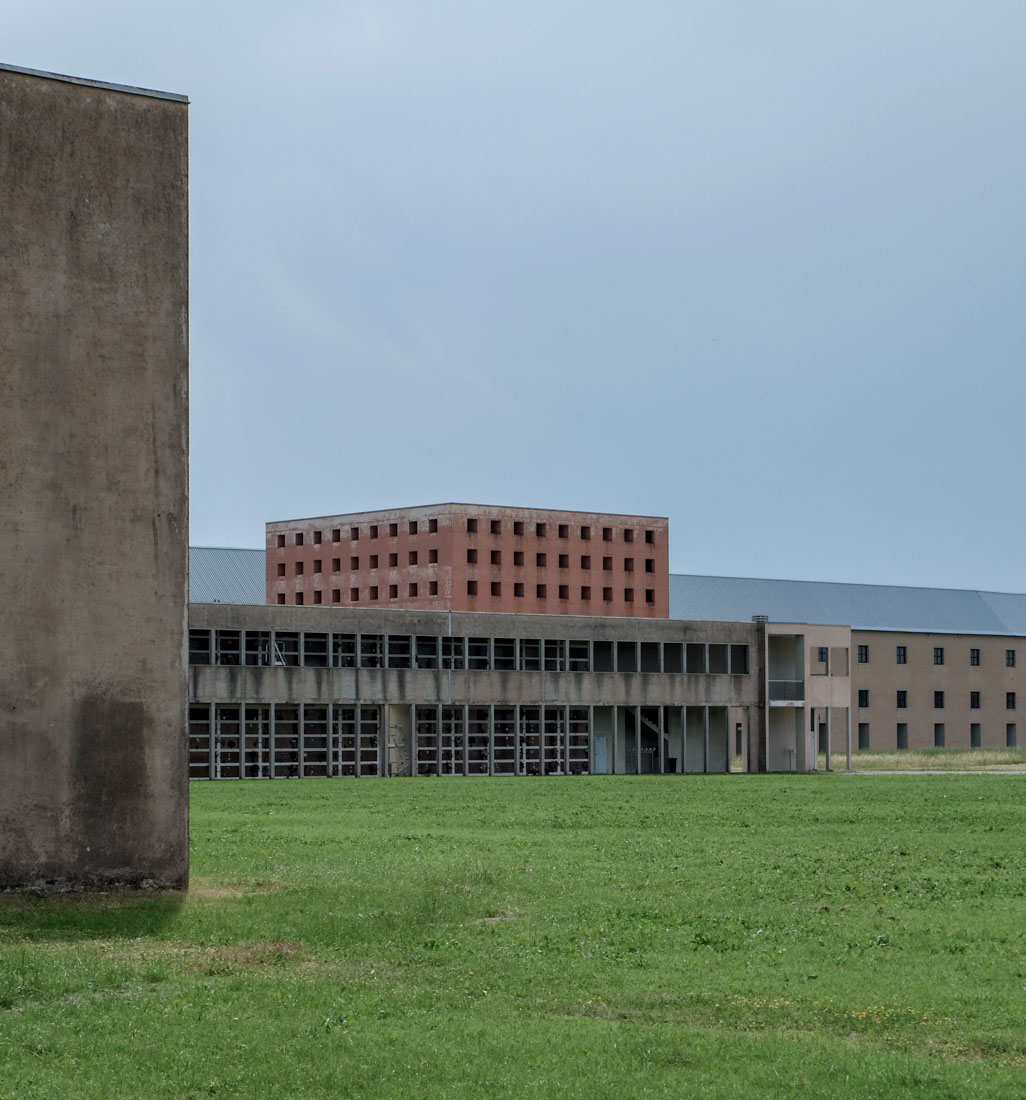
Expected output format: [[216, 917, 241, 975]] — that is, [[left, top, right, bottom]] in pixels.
[[9, 3, 1026, 589]]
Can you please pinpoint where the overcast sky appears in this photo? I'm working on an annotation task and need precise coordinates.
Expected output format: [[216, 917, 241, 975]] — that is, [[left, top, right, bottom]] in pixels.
[[9, 3, 1026, 590]]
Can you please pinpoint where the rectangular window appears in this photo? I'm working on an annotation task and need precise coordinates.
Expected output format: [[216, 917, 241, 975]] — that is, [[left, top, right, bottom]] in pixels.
[[581, 555, 591, 569], [858, 689, 869, 708], [558, 524, 569, 538], [1008, 692, 1017, 710], [558, 554, 569, 568], [969, 648, 980, 666], [312, 530, 321, 545], [428, 581, 438, 595], [350, 587, 359, 601], [624, 529, 634, 543], [350, 526, 360, 540], [970, 691, 980, 709], [295, 561, 304, 576], [645, 559, 655, 573], [536, 552, 547, 567], [276, 534, 285, 548], [558, 585, 569, 599], [276, 562, 286, 577], [896, 646, 907, 664], [858, 723, 870, 751], [295, 533, 304, 546], [408, 583, 418, 597], [331, 558, 340, 572], [896, 690, 907, 709], [428, 549, 438, 563], [332, 528, 341, 542], [467, 518, 478, 533], [536, 523, 547, 537], [934, 647, 944, 665], [603, 587, 613, 601], [536, 584, 547, 599], [313, 590, 322, 604], [645, 589, 655, 604], [295, 592, 304, 605], [467, 549, 478, 563], [409, 520, 418, 535], [428, 518, 438, 533], [514, 550, 524, 566], [897, 723, 908, 750], [388, 584, 398, 599], [1008, 649, 1017, 667], [409, 551, 418, 565], [624, 588, 634, 602], [513, 520, 524, 536], [603, 556, 613, 570], [971, 723, 981, 748], [934, 691, 945, 709], [388, 553, 398, 567], [350, 556, 359, 570], [491, 582, 501, 596], [388, 522, 398, 536], [580, 526, 591, 540], [645, 529, 655, 544], [467, 580, 477, 596], [491, 550, 501, 565], [313, 559, 322, 573], [934, 723, 945, 747], [369, 586, 378, 600], [491, 519, 501, 535], [369, 554, 379, 569], [514, 582, 524, 597], [581, 586, 591, 600], [624, 557, 634, 572], [332, 588, 340, 603], [857, 645, 868, 663], [369, 525, 378, 539], [602, 527, 613, 541], [817, 647, 828, 664], [1007, 723, 1017, 747]]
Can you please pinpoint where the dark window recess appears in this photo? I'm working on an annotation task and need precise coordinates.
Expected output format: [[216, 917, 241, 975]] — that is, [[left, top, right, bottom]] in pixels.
[[491, 582, 501, 596], [897, 723, 908, 750], [295, 562, 304, 576], [537, 584, 547, 599], [332, 589, 340, 603], [369, 525, 378, 538], [645, 559, 654, 573], [624, 529, 634, 543], [558, 585, 569, 599], [295, 533, 304, 546], [491, 550, 501, 564], [277, 563, 286, 577], [350, 557, 359, 569], [1008, 650, 1017, 667], [558, 554, 569, 568], [514, 551, 524, 566], [428, 581, 438, 596], [1008, 692, 1017, 710], [971, 723, 981, 748], [858, 723, 870, 751], [277, 594, 285, 604], [466, 518, 477, 533], [409, 551, 418, 565], [490, 519, 501, 535], [896, 646, 907, 664], [602, 587, 613, 601], [603, 557, 613, 570], [934, 647, 944, 665], [313, 590, 322, 604], [581, 586, 591, 600], [536, 523, 547, 537], [295, 593, 304, 605], [817, 647, 828, 663], [369, 586, 378, 600], [602, 528, 613, 541], [934, 723, 945, 748], [388, 522, 398, 536], [537, 553, 547, 566], [624, 558, 634, 572], [858, 644, 868, 663], [350, 588, 359, 601], [332, 528, 341, 542], [409, 521, 418, 535], [581, 555, 591, 569], [624, 588, 634, 602], [645, 530, 655, 544], [970, 648, 980, 666], [645, 589, 655, 603], [388, 553, 398, 567], [350, 526, 360, 540], [313, 559, 322, 573], [514, 582, 524, 597], [513, 521, 524, 535], [276, 534, 285, 548], [369, 555, 378, 569], [313, 531, 322, 544], [896, 691, 907, 709], [558, 524, 568, 538], [580, 526, 591, 540], [858, 690, 869, 708], [934, 691, 945, 708], [428, 549, 438, 563], [331, 558, 340, 571], [467, 581, 477, 596], [970, 691, 980, 709], [467, 549, 478, 563], [428, 518, 438, 533], [408, 583, 418, 597]]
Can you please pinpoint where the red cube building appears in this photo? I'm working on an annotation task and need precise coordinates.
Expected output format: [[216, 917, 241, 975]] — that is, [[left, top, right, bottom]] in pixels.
[[267, 504, 669, 617]]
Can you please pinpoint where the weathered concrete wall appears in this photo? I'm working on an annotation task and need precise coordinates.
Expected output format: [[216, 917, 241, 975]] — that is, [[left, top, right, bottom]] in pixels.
[[0, 66, 188, 889]]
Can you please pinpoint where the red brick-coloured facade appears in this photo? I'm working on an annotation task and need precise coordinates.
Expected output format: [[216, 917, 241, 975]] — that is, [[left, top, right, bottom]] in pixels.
[[267, 504, 670, 618]]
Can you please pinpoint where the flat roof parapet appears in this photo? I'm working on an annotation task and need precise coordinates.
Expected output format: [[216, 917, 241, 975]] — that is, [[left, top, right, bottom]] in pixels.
[[0, 62, 188, 103]]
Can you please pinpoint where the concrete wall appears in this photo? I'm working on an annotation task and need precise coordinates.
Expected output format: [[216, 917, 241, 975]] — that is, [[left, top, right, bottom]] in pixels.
[[0, 66, 188, 889]]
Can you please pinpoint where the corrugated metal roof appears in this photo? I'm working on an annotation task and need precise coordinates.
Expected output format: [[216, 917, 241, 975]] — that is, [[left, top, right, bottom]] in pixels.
[[186, 546, 1026, 636], [189, 547, 265, 605], [668, 574, 1026, 636]]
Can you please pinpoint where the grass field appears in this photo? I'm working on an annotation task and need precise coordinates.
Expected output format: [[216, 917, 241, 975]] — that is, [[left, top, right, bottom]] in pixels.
[[3, 775, 1026, 1098]]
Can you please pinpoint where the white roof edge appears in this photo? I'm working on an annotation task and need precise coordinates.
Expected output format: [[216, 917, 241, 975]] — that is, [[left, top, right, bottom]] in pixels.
[[0, 62, 188, 103]]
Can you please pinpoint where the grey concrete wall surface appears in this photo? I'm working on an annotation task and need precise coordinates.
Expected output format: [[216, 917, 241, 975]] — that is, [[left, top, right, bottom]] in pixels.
[[0, 67, 188, 888]]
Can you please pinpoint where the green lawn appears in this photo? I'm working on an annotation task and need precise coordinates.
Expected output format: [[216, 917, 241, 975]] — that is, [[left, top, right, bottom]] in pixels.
[[3, 775, 1026, 1097]]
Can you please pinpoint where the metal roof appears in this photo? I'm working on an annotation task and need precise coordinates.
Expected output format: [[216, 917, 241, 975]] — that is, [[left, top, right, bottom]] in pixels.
[[186, 547, 1026, 636], [0, 62, 188, 102], [668, 574, 1026, 636], [189, 547, 265, 605]]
